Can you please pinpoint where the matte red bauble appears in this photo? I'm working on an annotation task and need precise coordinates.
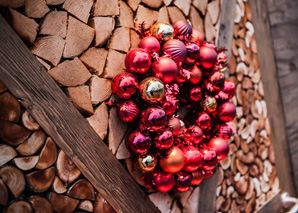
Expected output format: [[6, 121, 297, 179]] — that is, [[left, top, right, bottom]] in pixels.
[[208, 137, 229, 161], [217, 101, 236, 122], [154, 130, 174, 150], [152, 170, 175, 192], [168, 117, 185, 135], [175, 173, 192, 192], [200, 46, 217, 69], [221, 80, 236, 99], [117, 100, 139, 122], [216, 123, 233, 140], [196, 112, 211, 129], [139, 77, 165, 103], [209, 70, 225, 90], [152, 57, 178, 83], [112, 73, 138, 99], [182, 145, 202, 172], [188, 66, 202, 85], [138, 154, 157, 172], [139, 36, 161, 53], [140, 107, 167, 132], [201, 148, 218, 171], [191, 28, 204, 46], [173, 20, 192, 37], [125, 131, 152, 155], [189, 86, 203, 102], [185, 42, 200, 64], [162, 39, 187, 62], [125, 48, 152, 74], [185, 125, 204, 145], [160, 147, 185, 173], [191, 170, 203, 185]]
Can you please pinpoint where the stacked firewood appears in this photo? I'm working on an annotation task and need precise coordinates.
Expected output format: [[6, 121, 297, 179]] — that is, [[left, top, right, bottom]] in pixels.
[[215, 0, 280, 212]]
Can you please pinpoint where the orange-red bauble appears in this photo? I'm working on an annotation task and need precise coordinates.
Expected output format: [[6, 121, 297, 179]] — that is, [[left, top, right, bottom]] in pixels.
[[209, 70, 225, 90], [152, 170, 175, 192], [196, 112, 211, 130], [173, 20, 192, 37], [168, 117, 185, 135], [125, 48, 152, 74], [182, 145, 202, 172], [200, 46, 217, 69], [191, 28, 204, 46], [139, 36, 161, 53], [217, 101, 236, 122], [112, 73, 138, 99], [160, 147, 185, 173], [152, 57, 178, 83], [208, 137, 229, 161]]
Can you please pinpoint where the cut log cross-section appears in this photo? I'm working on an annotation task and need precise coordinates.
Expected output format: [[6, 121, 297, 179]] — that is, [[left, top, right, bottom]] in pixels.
[[80, 47, 108, 75], [79, 200, 94, 212], [87, 103, 109, 140], [24, 0, 49, 19], [62, 0, 93, 23], [36, 137, 57, 169], [16, 129, 46, 156], [26, 166, 55, 192], [89, 76, 112, 105], [0, 144, 17, 166], [14, 156, 39, 171], [0, 120, 31, 146], [68, 179, 95, 200], [29, 196, 54, 213], [52, 176, 67, 194], [49, 192, 79, 212], [89, 17, 114, 47], [39, 11, 67, 38], [0, 179, 8, 206], [6, 200, 32, 213], [93, 0, 119, 16], [0, 92, 21, 122], [22, 110, 40, 131]]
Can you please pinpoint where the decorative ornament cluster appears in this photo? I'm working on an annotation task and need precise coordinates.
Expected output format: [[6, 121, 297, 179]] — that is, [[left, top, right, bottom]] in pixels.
[[110, 20, 236, 193]]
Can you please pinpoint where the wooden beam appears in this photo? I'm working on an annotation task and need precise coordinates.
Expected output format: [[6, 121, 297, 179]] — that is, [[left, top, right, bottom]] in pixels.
[[250, 0, 296, 196], [257, 193, 283, 213], [0, 15, 159, 213]]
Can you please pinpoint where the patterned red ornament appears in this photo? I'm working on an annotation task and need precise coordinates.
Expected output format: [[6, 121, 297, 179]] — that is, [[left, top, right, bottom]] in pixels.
[[139, 36, 161, 53], [154, 130, 174, 150], [201, 148, 218, 171], [185, 125, 204, 145], [185, 42, 200, 65], [173, 20, 192, 37], [168, 117, 185, 135], [182, 145, 202, 172], [191, 170, 204, 185], [112, 73, 138, 99], [140, 107, 167, 132], [125, 48, 152, 74], [152, 57, 178, 83], [217, 101, 236, 122], [162, 39, 187, 62], [196, 112, 211, 130], [191, 28, 204, 46], [125, 131, 152, 155], [160, 147, 185, 173], [152, 170, 175, 192], [208, 137, 229, 161], [188, 65, 202, 85], [175, 173, 192, 192], [117, 100, 139, 122], [200, 46, 217, 69]]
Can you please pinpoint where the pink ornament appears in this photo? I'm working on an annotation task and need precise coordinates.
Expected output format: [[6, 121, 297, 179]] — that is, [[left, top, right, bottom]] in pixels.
[[208, 137, 229, 161], [185, 125, 204, 145], [139, 36, 161, 53], [112, 73, 138, 99], [217, 101, 236, 122], [117, 100, 139, 122], [125, 131, 152, 155], [162, 39, 187, 62], [175, 173, 192, 192], [200, 46, 217, 69], [196, 112, 211, 130], [185, 42, 200, 64], [125, 48, 152, 74], [154, 130, 174, 150], [152, 170, 175, 192], [140, 107, 167, 132], [182, 145, 202, 172], [188, 66, 202, 85], [173, 20, 192, 37], [201, 148, 218, 171], [152, 57, 178, 83], [191, 28, 204, 46]]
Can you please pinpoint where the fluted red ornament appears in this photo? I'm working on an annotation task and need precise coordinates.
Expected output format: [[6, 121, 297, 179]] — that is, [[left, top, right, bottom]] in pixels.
[[208, 137, 229, 161], [125, 131, 152, 155], [185, 125, 204, 145], [112, 73, 138, 99], [139, 36, 161, 53], [140, 107, 167, 132], [217, 101, 236, 122], [152, 57, 178, 83], [160, 147, 185, 173], [162, 39, 187, 62], [189, 86, 203, 102], [168, 117, 185, 135], [182, 145, 202, 172], [162, 96, 178, 115], [125, 48, 152, 74], [191, 28, 204, 46], [152, 170, 175, 192], [154, 130, 174, 150], [175, 172, 192, 192], [209, 70, 225, 90], [173, 20, 192, 37], [185, 42, 200, 65], [201, 148, 218, 171], [117, 100, 139, 122], [139, 77, 165, 103], [219, 80, 236, 100], [191, 170, 204, 185], [188, 65, 203, 85], [200, 46, 217, 69], [138, 154, 157, 172], [216, 123, 233, 140], [196, 112, 211, 130]]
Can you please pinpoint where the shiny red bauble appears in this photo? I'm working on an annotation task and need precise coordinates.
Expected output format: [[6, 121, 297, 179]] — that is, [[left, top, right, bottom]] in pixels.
[[117, 100, 139, 122], [160, 147, 185, 173], [140, 107, 167, 132], [201, 148, 218, 171], [162, 39, 187, 62], [209, 70, 225, 90], [191, 170, 204, 185], [175, 173, 192, 192], [222, 80, 236, 99], [191, 28, 204, 46], [152, 170, 175, 192], [216, 123, 233, 140], [125, 48, 152, 74], [139, 36, 161, 53], [217, 101, 236, 122], [152, 57, 178, 83], [162, 97, 178, 115], [168, 117, 185, 135], [188, 66, 202, 85], [200, 46, 217, 69], [185, 42, 200, 64], [182, 145, 202, 172], [208, 137, 229, 161], [189, 86, 203, 102], [112, 73, 138, 99], [173, 20, 192, 37], [196, 112, 211, 129], [185, 125, 204, 145], [125, 131, 152, 155], [154, 130, 174, 150]]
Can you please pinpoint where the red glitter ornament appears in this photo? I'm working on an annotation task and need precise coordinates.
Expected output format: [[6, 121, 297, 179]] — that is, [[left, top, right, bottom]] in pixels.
[[175, 173, 192, 192], [140, 107, 167, 132], [217, 101, 236, 122], [112, 73, 138, 99], [160, 147, 185, 173], [125, 131, 152, 155], [201, 148, 218, 171], [196, 112, 211, 130], [117, 100, 139, 122], [191, 28, 204, 46], [208, 137, 229, 161], [200, 46, 217, 69], [168, 117, 185, 135], [182, 145, 202, 172], [139, 36, 161, 53], [191, 170, 204, 185], [188, 65, 203, 85], [173, 20, 192, 37], [152, 57, 178, 83], [125, 48, 152, 74], [152, 170, 175, 192], [162, 39, 187, 62], [185, 125, 204, 145], [154, 130, 174, 150], [185, 42, 200, 65]]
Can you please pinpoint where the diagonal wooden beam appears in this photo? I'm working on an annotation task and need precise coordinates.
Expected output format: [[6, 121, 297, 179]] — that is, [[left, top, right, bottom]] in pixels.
[[0, 15, 159, 213]]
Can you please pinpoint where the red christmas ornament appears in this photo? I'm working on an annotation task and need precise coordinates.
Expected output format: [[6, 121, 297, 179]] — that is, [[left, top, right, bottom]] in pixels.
[[112, 73, 138, 99], [191, 170, 204, 185], [217, 101, 236, 122], [219, 80, 236, 100], [196, 112, 211, 130], [154, 130, 174, 150], [216, 123, 233, 140], [185, 42, 200, 65], [117, 100, 139, 122], [182, 145, 202, 172], [125, 48, 152, 74], [208, 70, 225, 90], [152, 57, 178, 83], [152, 170, 175, 192], [185, 125, 204, 145], [189, 86, 203, 102], [173, 20, 192, 37], [160, 147, 185, 173], [125, 131, 152, 155], [162, 39, 187, 62], [139, 36, 161, 53], [168, 117, 185, 135], [202, 169, 214, 179], [208, 137, 229, 161], [162, 96, 178, 115], [188, 65, 203, 85], [200, 46, 217, 69], [201, 148, 218, 171], [191, 28, 204, 46], [140, 107, 167, 132], [175, 173, 192, 192]]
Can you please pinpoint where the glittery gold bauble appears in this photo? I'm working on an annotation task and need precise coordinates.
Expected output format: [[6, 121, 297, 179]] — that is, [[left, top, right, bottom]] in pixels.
[[201, 96, 217, 113], [151, 23, 174, 41], [138, 154, 157, 172], [160, 147, 185, 173], [139, 77, 165, 103]]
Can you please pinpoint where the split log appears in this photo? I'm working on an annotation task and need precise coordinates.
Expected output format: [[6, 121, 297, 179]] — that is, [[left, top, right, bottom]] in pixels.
[[193, 0, 208, 15], [163, 0, 172, 6], [0, 179, 8, 206], [157, 6, 170, 23], [142, 0, 163, 9], [26, 167, 55, 192], [0, 165, 25, 198], [149, 192, 173, 213], [63, 16, 94, 58], [221, 155, 231, 170], [14, 156, 39, 171], [39, 11, 67, 38], [108, 27, 130, 53], [49, 192, 79, 212], [6, 201, 32, 213], [0, 144, 17, 167], [174, 0, 191, 16], [207, 0, 220, 25], [236, 158, 248, 175], [220, 197, 231, 212], [89, 17, 114, 47], [16, 129, 46, 156], [56, 150, 81, 184], [79, 200, 94, 212], [62, 0, 93, 23], [103, 50, 126, 79], [68, 179, 95, 200], [93, 0, 119, 16], [24, 0, 49, 19], [117, 1, 134, 28], [235, 175, 248, 195], [0, 80, 7, 93], [183, 187, 200, 213], [80, 48, 107, 76], [0, 119, 30, 146], [89, 76, 112, 105], [29, 196, 54, 213], [94, 194, 115, 213], [205, 11, 216, 42], [87, 103, 108, 140], [21, 110, 40, 131], [36, 56, 51, 70], [0, 0, 24, 7], [45, 0, 65, 5], [0, 92, 21, 122], [31, 36, 65, 66], [36, 137, 57, 169], [48, 57, 91, 86], [168, 6, 186, 23], [135, 5, 158, 28], [245, 178, 254, 200], [52, 176, 67, 194], [127, 0, 141, 11], [9, 8, 38, 44], [130, 29, 141, 50], [116, 139, 130, 160], [66, 85, 94, 114], [190, 6, 204, 34]]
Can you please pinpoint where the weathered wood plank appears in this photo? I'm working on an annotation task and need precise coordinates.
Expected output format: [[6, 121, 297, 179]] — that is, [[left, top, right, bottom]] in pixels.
[[0, 15, 159, 213], [250, 0, 296, 196], [257, 193, 283, 213]]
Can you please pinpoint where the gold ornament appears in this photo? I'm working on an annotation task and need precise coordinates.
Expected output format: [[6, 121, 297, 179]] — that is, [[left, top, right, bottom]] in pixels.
[[139, 77, 165, 103], [138, 154, 157, 172], [151, 23, 174, 41], [160, 147, 185, 173], [201, 96, 217, 113]]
